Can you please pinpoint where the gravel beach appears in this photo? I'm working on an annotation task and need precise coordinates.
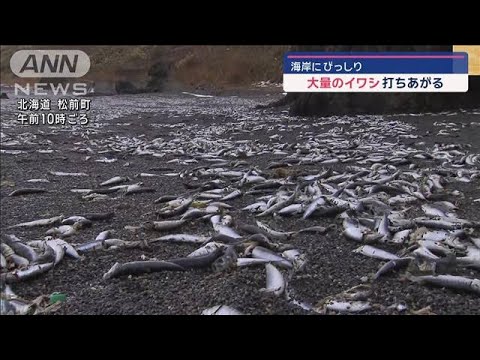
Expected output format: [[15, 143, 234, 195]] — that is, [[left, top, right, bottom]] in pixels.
[[1, 91, 479, 315]]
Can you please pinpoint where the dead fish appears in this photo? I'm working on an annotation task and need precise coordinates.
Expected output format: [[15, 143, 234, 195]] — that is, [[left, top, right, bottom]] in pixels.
[[49, 239, 80, 259], [242, 202, 268, 213], [303, 196, 327, 219], [297, 225, 334, 234], [156, 198, 193, 218], [261, 263, 285, 296], [257, 187, 298, 217], [236, 258, 271, 267], [2, 235, 39, 263], [471, 238, 480, 249], [154, 195, 179, 204], [208, 202, 233, 209], [418, 240, 454, 256], [137, 173, 160, 177], [196, 192, 222, 200], [8, 215, 63, 229], [282, 249, 307, 271], [45, 224, 80, 238], [377, 213, 391, 240], [252, 246, 292, 269], [421, 204, 447, 218], [150, 234, 210, 244], [414, 218, 463, 230], [388, 194, 421, 206], [79, 212, 114, 221], [30, 242, 56, 264], [181, 208, 206, 220], [409, 274, 480, 295], [207, 234, 243, 245], [143, 220, 186, 232], [61, 216, 89, 225], [70, 189, 92, 194], [325, 300, 371, 313], [1, 243, 30, 267], [277, 203, 305, 216], [413, 246, 440, 260], [76, 240, 105, 252], [167, 248, 224, 269], [353, 245, 400, 261], [26, 178, 49, 183], [310, 205, 348, 218], [1, 262, 54, 283], [220, 189, 242, 201], [103, 261, 185, 280], [391, 229, 411, 244], [8, 188, 48, 196], [373, 257, 413, 280], [100, 176, 129, 187], [188, 242, 225, 258], [49, 171, 88, 176], [255, 220, 295, 241], [202, 305, 242, 315], [0, 298, 34, 315], [44, 240, 65, 265], [215, 224, 242, 239]]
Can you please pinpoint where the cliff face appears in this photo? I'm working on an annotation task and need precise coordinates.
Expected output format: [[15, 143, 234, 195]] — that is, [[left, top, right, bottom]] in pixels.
[[288, 45, 480, 116]]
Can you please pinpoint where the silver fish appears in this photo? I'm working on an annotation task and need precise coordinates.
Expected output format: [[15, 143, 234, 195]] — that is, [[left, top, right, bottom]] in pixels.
[[49, 239, 80, 259], [146, 220, 186, 231], [50, 171, 88, 176], [391, 229, 411, 244], [353, 245, 400, 261], [261, 263, 285, 296], [252, 246, 292, 269], [61, 216, 88, 225], [202, 305, 243, 315], [45, 240, 65, 265], [220, 189, 242, 201], [151, 234, 209, 244], [303, 196, 326, 219], [76, 240, 104, 252], [3, 235, 39, 263], [9, 215, 63, 229], [257, 187, 298, 217], [282, 249, 307, 271], [96, 230, 113, 241], [325, 300, 371, 313], [188, 242, 225, 258], [100, 176, 129, 187], [236, 258, 271, 267], [277, 203, 304, 216], [242, 202, 268, 213], [409, 274, 480, 295], [255, 220, 295, 241], [2, 262, 54, 283]]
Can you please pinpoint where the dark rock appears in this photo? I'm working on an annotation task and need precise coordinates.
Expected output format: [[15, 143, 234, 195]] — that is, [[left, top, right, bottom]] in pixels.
[[146, 60, 170, 92], [1, 92, 8, 99], [115, 80, 141, 94]]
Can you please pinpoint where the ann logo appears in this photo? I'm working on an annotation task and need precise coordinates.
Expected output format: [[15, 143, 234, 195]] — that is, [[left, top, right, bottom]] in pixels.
[[10, 50, 90, 78], [20, 54, 79, 74]]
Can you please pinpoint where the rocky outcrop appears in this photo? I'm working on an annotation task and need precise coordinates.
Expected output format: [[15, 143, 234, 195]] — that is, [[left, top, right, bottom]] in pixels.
[[287, 45, 480, 116]]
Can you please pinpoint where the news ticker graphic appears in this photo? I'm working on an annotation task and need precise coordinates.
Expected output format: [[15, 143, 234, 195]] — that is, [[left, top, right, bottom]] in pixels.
[[283, 52, 469, 93], [453, 45, 480, 75]]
